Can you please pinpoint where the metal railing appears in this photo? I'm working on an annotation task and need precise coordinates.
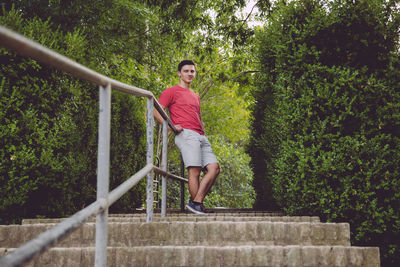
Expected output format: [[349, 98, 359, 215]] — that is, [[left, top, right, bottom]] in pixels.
[[0, 25, 187, 267]]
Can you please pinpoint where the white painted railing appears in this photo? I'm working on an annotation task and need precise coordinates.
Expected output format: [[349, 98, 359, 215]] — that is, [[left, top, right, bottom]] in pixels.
[[0, 25, 187, 267]]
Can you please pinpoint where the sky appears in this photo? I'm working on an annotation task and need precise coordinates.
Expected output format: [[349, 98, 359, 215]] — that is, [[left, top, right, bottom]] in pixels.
[[241, 0, 263, 28]]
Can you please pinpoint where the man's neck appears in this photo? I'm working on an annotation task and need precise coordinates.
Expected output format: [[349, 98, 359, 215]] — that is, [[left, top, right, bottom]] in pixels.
[[178, 81, 191, 89]]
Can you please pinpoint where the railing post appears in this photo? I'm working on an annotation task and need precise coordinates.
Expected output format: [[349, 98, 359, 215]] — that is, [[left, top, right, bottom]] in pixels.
[[180, 156, 185, 212], [95, 83, 111, 267], [146, 97, 154, 222], [161, 120, 168, 217]]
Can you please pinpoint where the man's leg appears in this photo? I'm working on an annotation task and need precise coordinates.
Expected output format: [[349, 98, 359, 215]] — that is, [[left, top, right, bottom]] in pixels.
[[193, 163, 220, 203], [187, 167, 202, 200]]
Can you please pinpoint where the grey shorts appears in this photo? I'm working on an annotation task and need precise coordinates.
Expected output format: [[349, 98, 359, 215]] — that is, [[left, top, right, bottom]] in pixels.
[[175, 129, 218, 169]]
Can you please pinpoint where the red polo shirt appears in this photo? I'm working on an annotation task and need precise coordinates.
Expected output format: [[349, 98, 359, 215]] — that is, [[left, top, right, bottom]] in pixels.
[[158, 85, 204, 135]]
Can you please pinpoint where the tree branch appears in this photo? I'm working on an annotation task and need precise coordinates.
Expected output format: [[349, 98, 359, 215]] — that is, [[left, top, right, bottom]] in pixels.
[[239, 0, 260, 25]]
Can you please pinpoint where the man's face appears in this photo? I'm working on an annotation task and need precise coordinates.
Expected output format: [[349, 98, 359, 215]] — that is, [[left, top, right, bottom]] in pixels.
[[178, 64, 196, 84]]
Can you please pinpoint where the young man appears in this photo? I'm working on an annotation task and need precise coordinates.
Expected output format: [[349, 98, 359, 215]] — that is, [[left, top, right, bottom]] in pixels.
[[154, 60, 220, 214]]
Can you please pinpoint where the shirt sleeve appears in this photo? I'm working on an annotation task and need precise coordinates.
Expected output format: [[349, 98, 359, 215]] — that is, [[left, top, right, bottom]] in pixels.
[[158, 87, 173, 108]]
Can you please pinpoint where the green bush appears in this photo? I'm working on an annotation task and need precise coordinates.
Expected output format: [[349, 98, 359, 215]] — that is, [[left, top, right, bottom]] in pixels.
[[0, 8, 146, 223], [204, 137, 255, 209], [249, 0, 400, 265]]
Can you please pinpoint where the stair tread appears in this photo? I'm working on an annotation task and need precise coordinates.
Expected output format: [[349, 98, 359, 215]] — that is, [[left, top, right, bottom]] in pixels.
[[0, 211, 381, 266], [21, 216, 320, 224], [1, 245, 380, 267], [1, 221, 351, 248]]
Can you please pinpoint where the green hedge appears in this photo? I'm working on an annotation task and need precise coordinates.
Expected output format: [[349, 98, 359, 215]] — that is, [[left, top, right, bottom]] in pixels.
[[0, 8, 146, 224], [249, 0, 400, 265]]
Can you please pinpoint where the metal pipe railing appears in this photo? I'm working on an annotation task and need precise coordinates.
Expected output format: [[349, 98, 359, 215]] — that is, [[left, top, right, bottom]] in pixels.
[[95, 83, 112, 266], [153, 166, 188, 183], [146, 97, 155, 223], [181, 156, 186, 211], [0, 164, 154, 267], [0, 26, 151, 97], [0, 25, 177, 132], [161, 120, 168, 217], [108, 164, 154, 204], [0, 25, 187, 267]]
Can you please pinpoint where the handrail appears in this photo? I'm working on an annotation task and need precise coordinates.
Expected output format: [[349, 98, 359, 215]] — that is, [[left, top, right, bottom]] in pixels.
[[0, 164, 153, 267], [153, 166, 188, 183], [0, 25, 186, 267], [0, 25, 177, 133]]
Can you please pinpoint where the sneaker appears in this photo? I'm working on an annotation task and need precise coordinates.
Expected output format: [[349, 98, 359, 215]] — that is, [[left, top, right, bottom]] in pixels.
[[186, 201, 206, 215], [200, 203, 214, 214]]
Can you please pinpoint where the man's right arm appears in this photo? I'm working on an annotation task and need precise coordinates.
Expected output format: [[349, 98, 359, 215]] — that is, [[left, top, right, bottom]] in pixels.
[[153, 104, 183, 133], [153, 103, 166, 125]]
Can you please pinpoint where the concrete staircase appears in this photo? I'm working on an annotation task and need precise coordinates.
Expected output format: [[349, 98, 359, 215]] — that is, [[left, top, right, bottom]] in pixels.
[[0, 210, 380, 266]]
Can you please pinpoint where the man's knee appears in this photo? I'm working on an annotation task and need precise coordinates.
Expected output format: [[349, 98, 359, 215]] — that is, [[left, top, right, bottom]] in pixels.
[[207, 163, 220, 177]]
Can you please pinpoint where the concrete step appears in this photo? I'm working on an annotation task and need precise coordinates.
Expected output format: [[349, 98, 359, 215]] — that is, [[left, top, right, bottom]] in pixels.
[[151, 208, 284, 214], [0, 245, 380, 266], [1, 221, 350, 248], [21, 216, 320, 224], [110, 211, 285, 217]]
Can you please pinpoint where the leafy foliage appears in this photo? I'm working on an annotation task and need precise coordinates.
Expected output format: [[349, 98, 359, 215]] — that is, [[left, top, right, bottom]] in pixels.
[[162, 138, 255, 210], [0, 7, 146, 223], [250, 0, 400, 265], [1, 0, 258, 221], [151, 30, 257, 209], [204, 138, 255, 208]]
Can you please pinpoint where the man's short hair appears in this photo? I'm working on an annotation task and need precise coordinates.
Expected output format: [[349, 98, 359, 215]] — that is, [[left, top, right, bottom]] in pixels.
[[178, 60, 196, 72]]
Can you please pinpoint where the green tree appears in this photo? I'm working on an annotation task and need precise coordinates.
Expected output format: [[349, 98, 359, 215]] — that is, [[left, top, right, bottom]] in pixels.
[[250, 0, 400, 265], [1, 0, 259, 219], [142, 1, 260, 209], [154, 37, 257, 209], [204, 138, 255, 208], [0, 7, 146, 223]]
